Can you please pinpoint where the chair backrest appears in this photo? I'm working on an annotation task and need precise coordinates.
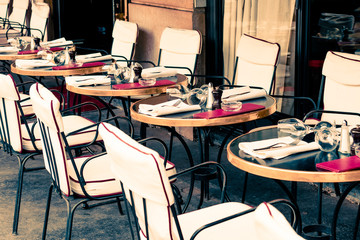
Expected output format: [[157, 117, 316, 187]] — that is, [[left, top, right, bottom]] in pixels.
[[0, 74, 25, 153], [233, 34, 280, 93], [99, 122, 180, 240], [29, 83, 73, 196], [111, 20, 138, 63], [0, 0, 10, 21], [8, 0, 29, 26], [29, 2, 49, 40], [319, 51, 360, 125], [158, 27, 202, 80]]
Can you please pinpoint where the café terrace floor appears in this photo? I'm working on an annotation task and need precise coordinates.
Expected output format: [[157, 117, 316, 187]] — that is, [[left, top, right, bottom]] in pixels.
[[0, 99, 359, 240]]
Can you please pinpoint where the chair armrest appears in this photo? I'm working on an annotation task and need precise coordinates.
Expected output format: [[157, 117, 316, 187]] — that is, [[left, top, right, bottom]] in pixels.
[[61, 102, 102, 121], [302, 109, 360, 122], [128, 59, 156, 67], [169, 161, 227, 202], [271, 95, 317, 111], [190, 198, 301, 240], [76, 46, 109, 55], [138, 137, 168, 166]]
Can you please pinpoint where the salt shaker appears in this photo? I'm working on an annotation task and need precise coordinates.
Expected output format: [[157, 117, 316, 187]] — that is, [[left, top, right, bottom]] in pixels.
[[205, 82, 214, 110], [339, 120, 350, 155]]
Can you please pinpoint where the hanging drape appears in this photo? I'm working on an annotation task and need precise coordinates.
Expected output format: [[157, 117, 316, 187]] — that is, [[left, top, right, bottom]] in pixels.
[[223, 0, 296, 112]]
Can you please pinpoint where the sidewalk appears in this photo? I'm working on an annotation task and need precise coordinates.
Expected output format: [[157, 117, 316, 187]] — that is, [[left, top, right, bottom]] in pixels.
[[0, 107, 358, 239]]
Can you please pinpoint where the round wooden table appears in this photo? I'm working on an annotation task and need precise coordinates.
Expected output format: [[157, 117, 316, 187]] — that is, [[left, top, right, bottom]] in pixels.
[[131, 94, 276, 128], [227, 126, 360, 240], [0, 52, 40, 60], [11, 62, 105, 77], [66, 74, 188, 97]]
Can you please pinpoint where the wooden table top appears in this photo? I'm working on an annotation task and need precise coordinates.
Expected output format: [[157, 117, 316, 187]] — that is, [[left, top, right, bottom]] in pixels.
[[130, 93, 276, 128], [0, 52, 40, 60], [227, 126, 360, 183], [11, 62, 105, 77], [66, 74, 188, 97]]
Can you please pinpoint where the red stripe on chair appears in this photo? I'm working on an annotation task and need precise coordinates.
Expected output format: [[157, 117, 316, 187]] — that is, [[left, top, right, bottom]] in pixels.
[[263, 202, 273, 217]]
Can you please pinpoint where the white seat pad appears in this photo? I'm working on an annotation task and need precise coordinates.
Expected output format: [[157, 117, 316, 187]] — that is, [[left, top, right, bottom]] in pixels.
[[179, 202, 254, 239], [67, 154, 121, 197]]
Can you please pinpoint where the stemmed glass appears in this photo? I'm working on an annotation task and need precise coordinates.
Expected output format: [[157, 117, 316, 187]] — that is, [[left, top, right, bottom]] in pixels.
[[277, 118, 339, 152]]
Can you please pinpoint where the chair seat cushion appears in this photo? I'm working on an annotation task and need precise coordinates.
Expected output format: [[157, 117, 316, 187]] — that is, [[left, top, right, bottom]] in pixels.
[[178, 202, 254, 239], [68, 153, 121, 197]]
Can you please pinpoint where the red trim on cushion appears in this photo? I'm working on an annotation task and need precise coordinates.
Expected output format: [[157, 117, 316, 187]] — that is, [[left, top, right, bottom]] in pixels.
[[73, 191, 122, 198], [243, 33, 280, 66], [69, 175, 116, 184], [13, 101, 24, 153], [263, 202, 273, 217], [330, 51, 360, 63], [101, 122, 175, 239], [56, 131, 71, 197], [8, 74, 21, 101]]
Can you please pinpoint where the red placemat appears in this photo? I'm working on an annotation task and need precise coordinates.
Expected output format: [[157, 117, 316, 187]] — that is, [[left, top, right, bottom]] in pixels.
[[52, 61, 105, 70], [193, 103, 265, 119], [316, 155, 360, 173], [112, 79, 176, 90], [18, 47, 64, 55]]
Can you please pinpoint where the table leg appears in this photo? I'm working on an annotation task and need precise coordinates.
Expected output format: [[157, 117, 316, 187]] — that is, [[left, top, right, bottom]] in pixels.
[[331, 181, 360, 240]]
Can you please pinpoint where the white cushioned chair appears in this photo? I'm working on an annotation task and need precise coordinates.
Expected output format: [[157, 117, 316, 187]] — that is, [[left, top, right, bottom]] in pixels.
[[0, 0, 29, 41], [303, 51, 360, 126], [29, 83, 136, 239], [0, 78, 112, 235], [99, 122, 304, 240], [0, 0, 10, 28]]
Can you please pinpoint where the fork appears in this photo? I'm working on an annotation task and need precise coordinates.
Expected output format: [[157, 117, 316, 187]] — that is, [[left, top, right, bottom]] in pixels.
[[253, 139, 300, 151]]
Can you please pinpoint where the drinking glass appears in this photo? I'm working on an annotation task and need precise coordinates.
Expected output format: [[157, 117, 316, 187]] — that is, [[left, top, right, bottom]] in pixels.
[[315, 123, 339, 152], [277, 118, 310, 141], [186, 88, 207, 107]]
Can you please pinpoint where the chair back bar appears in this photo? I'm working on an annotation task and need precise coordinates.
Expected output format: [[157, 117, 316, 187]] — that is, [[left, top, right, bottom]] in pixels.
[[29, 83, 73, 196], [158, 27, 202, 80], [233, 34, 280, 93], [320, 51, 360, 125], [99, 122, 183, 240]]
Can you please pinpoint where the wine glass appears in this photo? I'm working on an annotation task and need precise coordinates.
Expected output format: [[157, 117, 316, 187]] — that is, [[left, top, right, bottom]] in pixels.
[[314, 122, 339, 152], [186, 87, 207, 107], [277, 118, 310, 141]]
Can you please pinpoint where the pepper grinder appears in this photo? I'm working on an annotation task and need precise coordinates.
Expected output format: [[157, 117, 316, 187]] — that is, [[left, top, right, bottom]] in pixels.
[[339, 120, 350, 155], [212, 86, 222, 110], [205, 82, 214, 110], [351, 125, 360, 155]]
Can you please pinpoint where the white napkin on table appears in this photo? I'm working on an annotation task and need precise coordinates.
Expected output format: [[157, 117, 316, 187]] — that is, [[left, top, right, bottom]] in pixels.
[[141, 66, 178, 78], [0, 46, 18, 53], [42, 38, 73, 48], [76, 54, 113, 63], [222, 87, 267, 102], [139, 99, 201, 117], [76, 52, 102, 61], [65, 75, 110, 87], [239, 136, 319, 159], [15, 59, 56, 69]]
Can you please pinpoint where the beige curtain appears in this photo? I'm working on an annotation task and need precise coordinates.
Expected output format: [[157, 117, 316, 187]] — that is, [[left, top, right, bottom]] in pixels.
[[223, 0, 296, 112]]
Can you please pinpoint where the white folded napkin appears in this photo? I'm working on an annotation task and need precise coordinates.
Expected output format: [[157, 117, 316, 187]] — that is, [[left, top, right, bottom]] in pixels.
[[239, 136, 319, 159], [15, 59, 56, 69], [77, 54, 113, 63], [141, 66, 178, 79], [76, 52, 102, 61], [222, 87, 267, 102], [42, 38, 73, 48], [0, 46, 18, 53], [139, 99, 201, 117], [65, 75, 110, 87]]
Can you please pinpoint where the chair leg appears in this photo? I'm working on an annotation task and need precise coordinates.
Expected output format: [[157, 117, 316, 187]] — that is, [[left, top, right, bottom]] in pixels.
[[241, 172, 248, 203], [42, 184, 54, 240], [13, 153, 42, 235], [12, 155, 26, 235], [116, 197, 124, 215], [65, 199, 87, 240]]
